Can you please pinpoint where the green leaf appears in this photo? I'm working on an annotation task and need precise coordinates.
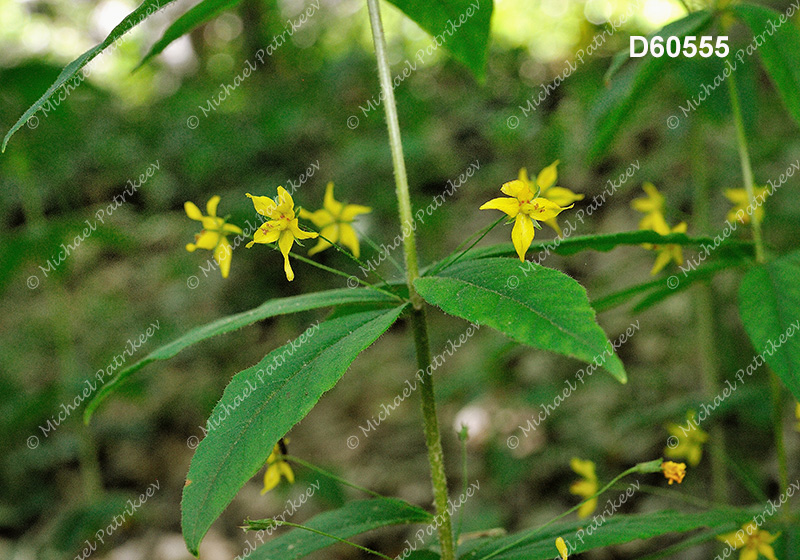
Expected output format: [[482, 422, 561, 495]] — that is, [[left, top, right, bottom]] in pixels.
[[181, 305, 407, 555], [385, 0, 493, 81], [732, 3, 800, 128], [2, 0, 178, 152], [592, 258, 748, 313], [455, 231, 753, 262], [244, 498, 431, 559], [84, 288, 399, 423], [739, 250, 800, 400], [415, 258, 626, 382], [589, 11, 712, 160], [458, 508, 754, 559], [137, 0, 243, 69]]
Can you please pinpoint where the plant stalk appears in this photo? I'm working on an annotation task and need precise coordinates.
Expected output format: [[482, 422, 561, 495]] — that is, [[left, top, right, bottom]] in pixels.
[[366, 1, 455, 558], [727, 75, 789, 502]]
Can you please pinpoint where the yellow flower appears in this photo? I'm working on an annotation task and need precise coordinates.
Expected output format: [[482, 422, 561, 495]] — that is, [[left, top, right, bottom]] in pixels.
[[631, 182, 665, 230], [569, 458, 598, 518], [556, 536, 569, 560], [480, 176, 574, 262], [516, 162, 583, 236], [642, 211, 687, 275], [661, 461, 686, 485], [184, 195, 243, 278], [299, 182, 371, 258], [261, 441, 295, 495], [717, 523, 780, 560], [725, 187, 768, 225], [665, 410, 708, 467], [245, 187, 318, 281], [795, 402, 800, 432]]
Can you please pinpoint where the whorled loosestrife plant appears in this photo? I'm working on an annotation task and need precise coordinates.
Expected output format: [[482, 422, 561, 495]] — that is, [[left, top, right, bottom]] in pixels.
[[7, 0, 800, 558]]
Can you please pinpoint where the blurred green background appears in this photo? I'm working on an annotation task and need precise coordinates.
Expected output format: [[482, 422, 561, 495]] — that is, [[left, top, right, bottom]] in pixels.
[[2, 0, 799, 558]]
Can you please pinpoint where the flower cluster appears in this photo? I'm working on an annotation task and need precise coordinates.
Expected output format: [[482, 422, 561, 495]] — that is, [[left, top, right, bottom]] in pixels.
[[631, 183, 687, 275], [184, 183, 371, 281], [480, 161, 579, 261]]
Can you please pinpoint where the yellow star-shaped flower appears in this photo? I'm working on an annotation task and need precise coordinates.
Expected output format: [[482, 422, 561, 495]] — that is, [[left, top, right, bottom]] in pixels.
[[642, 211, 687, 275], [245, 187, 318, 282], [516, 161, 583, 236], [480, 176, 573, 262], [184, 195, 243, 278], [569, 458, 598, 518], [261, 442, 295, 495], [725, 186, 768, 225], [717, 523, 780, 560], [631, 182, 665, 230], [661, 461, 686, 485], [665, 410, 708, 467], [299, 182, 371, 258]]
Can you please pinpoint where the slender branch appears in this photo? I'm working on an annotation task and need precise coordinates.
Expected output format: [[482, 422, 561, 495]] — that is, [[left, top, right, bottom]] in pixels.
[[288, 251, 402, 300], [427, 216, 505, 276]]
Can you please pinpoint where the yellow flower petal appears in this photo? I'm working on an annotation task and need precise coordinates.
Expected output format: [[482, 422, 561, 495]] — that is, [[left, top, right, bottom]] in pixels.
[[308, 224, 337, 256], [526, 197, 571, 222], [517, 167, 532, 187], [577, 497, 597, 519], [279, 461, 295, 484], [300, 208, 334, 228], [261, 464, 281, 495], [542, 186, 584, 206], [340, 203, 372, 222], [206, 195, 221, 217], [555, 536, 568, 560], [289, 219, 319, 240], [278, 230, 295, 281], [569, 480, 597, 497], [323, 182, 343, 217], [338, 223, 361, 257], [570, 458, 596, 480], [650, 250, 673, 275], [193, 230, 221, 250], [501, 179, 534, 200], [184, 201, 204, 221], [246, 193, 277, 217], [480, 196, 520, 217], [277, 186, 294, 209], [251, 223, 281, 245], [214, 237, 233, 278], [511, 214, 535, 262], [536, 160, 559, 190]]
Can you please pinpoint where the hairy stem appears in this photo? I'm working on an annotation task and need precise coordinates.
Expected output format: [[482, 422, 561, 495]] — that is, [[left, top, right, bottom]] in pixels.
[[366, 1, 455, 558]]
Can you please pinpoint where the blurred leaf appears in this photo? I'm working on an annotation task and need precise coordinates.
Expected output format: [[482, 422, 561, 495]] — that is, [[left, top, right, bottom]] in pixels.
[[415, 258, 626, 382], [181, 305, 407, 555], [244, 498, 431, 559], [2, 0, 178, 152], [137, 0, 243, 69], [458, 508, 754, 559], [84, 288, 399, 422], [739, 250, 800, 401], [455, 231, 754, 261], [589, 11, 713, 160], [591, 258, 748, 313], [386, 0, 493, 80], [732, 3, 800, 128]]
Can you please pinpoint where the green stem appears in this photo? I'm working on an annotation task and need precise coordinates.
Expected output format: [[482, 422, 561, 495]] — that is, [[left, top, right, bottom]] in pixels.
[[366, 0, 422, 308], [427, 216, 505, 276], [727, 74, 788, 504], [366, 1, 455, 558], [411, 308, 456, 559], [312, 231, 394, 287], [727, 74, 764, 263]]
